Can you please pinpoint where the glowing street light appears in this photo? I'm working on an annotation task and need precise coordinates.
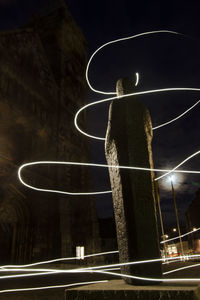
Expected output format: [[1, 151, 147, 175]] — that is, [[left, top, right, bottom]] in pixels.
[[169, 175, 176, 184]]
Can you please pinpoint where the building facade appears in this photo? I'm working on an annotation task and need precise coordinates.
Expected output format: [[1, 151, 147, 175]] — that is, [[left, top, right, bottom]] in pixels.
[[0, 1, 100, 263], [185, 189, 200, 252]]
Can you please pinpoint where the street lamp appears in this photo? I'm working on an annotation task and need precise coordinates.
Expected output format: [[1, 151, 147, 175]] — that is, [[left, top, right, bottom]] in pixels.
[[169, 175, 184, 257], [154, 180, 168, 258]]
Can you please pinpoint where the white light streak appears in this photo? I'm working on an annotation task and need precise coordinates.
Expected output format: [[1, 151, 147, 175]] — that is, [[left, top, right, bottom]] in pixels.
[[155, 150, 200, 181], [163, 263, 200, 275], [152, 99, 200, 130], [0, 280, 108, 294], [161, 226, 200, 244], [7, 254, 200, 272], [14, 29, 200, 289], [75, 88, 200, 141], [84, 250, 119, 258], [0, 250, 119, 269], [1, 254, 200, 288], [18, 161, 200, 195], [70, 255, 200, 282], [0, 270, 58, 279], [100, 267, 120, 271], [162, 259, 181, 265], [93, 268, 200, 283], [0, 258, 77, 269], [74, 254, 200, 272], [18, 161, 111, 195], [135, 72, 139, 86], [86, 30, 179, 95]]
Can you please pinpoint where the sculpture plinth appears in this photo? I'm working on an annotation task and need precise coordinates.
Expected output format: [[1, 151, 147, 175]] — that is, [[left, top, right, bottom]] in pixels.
[[105, 78, 162, 285]]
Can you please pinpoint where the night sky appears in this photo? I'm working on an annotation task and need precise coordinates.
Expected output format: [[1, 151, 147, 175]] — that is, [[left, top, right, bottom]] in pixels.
[[1, 0, 200, 228]]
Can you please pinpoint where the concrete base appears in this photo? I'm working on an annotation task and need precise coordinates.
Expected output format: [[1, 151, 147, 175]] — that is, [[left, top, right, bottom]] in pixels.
[[65, 280, 200, 300]]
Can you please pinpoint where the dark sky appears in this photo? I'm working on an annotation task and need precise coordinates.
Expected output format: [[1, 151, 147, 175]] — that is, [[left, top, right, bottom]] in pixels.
[[0, 0, 200, 228], [66, 0, 200, 227]]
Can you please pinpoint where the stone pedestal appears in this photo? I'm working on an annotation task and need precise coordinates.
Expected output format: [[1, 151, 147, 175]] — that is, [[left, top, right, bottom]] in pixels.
[[65, 280, 200, 300], [105, 78, 161, 284]]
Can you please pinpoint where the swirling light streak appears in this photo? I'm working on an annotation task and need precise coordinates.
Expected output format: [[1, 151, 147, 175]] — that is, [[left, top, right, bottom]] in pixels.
[[18, 160, 200, 196], [74, 88, 200, 141], [85, 30, 179, 95], [14, 29, 200, 291]]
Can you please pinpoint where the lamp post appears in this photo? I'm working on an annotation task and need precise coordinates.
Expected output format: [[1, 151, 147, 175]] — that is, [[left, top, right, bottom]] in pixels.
[[155, 180, 168, 258], [169, 175, 184, 257]]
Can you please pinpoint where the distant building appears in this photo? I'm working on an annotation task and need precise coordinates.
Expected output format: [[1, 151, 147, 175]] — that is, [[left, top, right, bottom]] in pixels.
[[0, 1, 101, 263], [185, 189, 200, 252]]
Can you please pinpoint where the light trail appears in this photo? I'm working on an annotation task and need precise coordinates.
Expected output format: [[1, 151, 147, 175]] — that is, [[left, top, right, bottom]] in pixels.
[[18, 160, 200, 196], [74, 88, 200, 141], [163, 263, 200, 275], [162, 259, 182, 265], [85, 30, 179, 95], [69, 254, 200, 273], [84, 250, 119, 258], [2, 254, 200, 276], [0, 257, 78, 269], [161, 227, 200, 244], [0, 280, 108, 294], [14, 29, 200, 290], [100, 267, 120, 271], [1, 254, 200, 290], [0, 270, 58, 279], [91, 268, 200, 283], [3, 253, 200, 273], [135, 72, 139, 86], [155, 149, 200, 181], [0, 250, 119, 269], [79, 255, 200, 282], [152, 99, 200, 130]]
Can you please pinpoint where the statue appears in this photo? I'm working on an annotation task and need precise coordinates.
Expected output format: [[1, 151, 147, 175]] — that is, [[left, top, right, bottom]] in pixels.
[[105, 77, 162, 285]]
